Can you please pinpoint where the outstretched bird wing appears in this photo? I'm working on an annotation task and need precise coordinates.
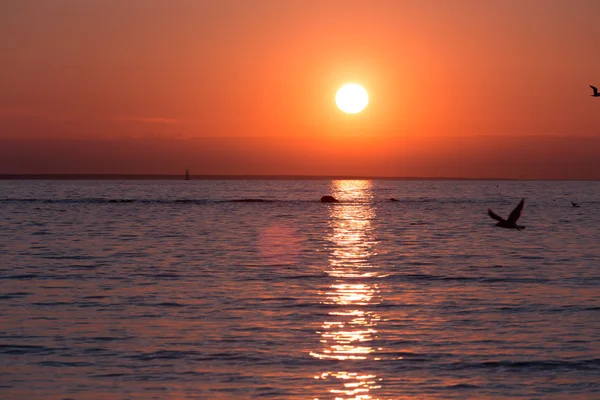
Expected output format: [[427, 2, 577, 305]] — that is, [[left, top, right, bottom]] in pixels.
[[591, 85, 599, 96], [507, 198, 525, 224], [488, 209, 505, 223]]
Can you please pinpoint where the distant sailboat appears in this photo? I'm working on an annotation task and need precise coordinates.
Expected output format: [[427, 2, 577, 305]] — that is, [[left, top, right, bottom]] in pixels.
[[184, 168, 190, 180]]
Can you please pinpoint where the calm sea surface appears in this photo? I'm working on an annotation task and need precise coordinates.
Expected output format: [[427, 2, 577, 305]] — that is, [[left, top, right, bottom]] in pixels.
[[1, 180, 599, 399]]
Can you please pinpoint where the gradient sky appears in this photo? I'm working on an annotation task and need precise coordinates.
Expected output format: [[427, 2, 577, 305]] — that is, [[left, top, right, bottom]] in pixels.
[[1, 0, 599, 178]]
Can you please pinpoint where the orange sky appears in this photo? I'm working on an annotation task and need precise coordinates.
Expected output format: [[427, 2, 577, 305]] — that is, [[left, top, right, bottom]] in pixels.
[[1, 1, 599, 178]]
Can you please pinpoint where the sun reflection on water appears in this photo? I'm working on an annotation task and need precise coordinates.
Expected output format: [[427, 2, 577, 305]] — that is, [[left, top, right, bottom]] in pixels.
[[310, 180, 385, 399]]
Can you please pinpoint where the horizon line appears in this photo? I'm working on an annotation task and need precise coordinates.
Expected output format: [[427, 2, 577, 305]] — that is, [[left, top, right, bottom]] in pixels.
[[0, 174, 597, 181]]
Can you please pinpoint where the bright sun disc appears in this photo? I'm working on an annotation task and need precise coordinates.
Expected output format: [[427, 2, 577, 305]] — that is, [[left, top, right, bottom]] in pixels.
[[336, 83, 368, 114]]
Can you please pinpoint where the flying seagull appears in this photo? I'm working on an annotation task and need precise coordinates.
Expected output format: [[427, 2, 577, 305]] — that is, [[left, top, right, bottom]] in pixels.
[[488, 198, 525, 230], [591, 85, 600, 97]]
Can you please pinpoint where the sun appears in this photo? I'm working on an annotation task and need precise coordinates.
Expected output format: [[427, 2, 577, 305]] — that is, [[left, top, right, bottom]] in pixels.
[[336, 83, 369, 114]]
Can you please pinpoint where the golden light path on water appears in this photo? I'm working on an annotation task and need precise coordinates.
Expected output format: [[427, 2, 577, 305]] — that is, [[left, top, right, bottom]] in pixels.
[[310, 180, 386, 400]]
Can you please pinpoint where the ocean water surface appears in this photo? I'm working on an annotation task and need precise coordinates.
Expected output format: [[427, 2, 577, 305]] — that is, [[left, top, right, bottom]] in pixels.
[[1, 179, 599, 399]]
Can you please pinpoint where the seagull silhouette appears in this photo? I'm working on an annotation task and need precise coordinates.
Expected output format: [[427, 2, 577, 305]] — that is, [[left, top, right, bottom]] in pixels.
[[488, 198, 525, 230], [591, 85, 600, 97]]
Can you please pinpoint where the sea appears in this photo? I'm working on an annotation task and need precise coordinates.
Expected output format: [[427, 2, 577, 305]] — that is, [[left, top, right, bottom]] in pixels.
[[1, 179, 599, 399]]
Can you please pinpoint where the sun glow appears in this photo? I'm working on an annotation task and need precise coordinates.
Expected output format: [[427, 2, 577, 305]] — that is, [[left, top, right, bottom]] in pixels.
[[336, 84, 369, 114]]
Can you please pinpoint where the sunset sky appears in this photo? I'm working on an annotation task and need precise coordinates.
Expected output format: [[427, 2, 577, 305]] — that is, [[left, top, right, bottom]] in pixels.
[[1, 0, 599, 179]]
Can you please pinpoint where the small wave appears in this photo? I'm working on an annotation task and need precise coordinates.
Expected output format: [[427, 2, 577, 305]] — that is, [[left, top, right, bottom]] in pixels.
[[454, 358, 600, 372], [281, 273, 330, 280], [0, 274, 41, 280], [42, 255, 97, 260], [224, 198, 274, 203], [446, 383, 480, 390], [143, 273, 182, 279], [156, 302, 186, 307], [173, 199, 209, 204], [31, 301, 73, 306], [0, 292, 31, 299], [37, 361, 95, 367], [85, 336, 132, 342], [91, 373, 129, 378], [77, 302, 103, 308], [0, 344, 55, 355], [392, 273, 550, 284], [130, 350, 202, 361], [136, 302, 187, 308]]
